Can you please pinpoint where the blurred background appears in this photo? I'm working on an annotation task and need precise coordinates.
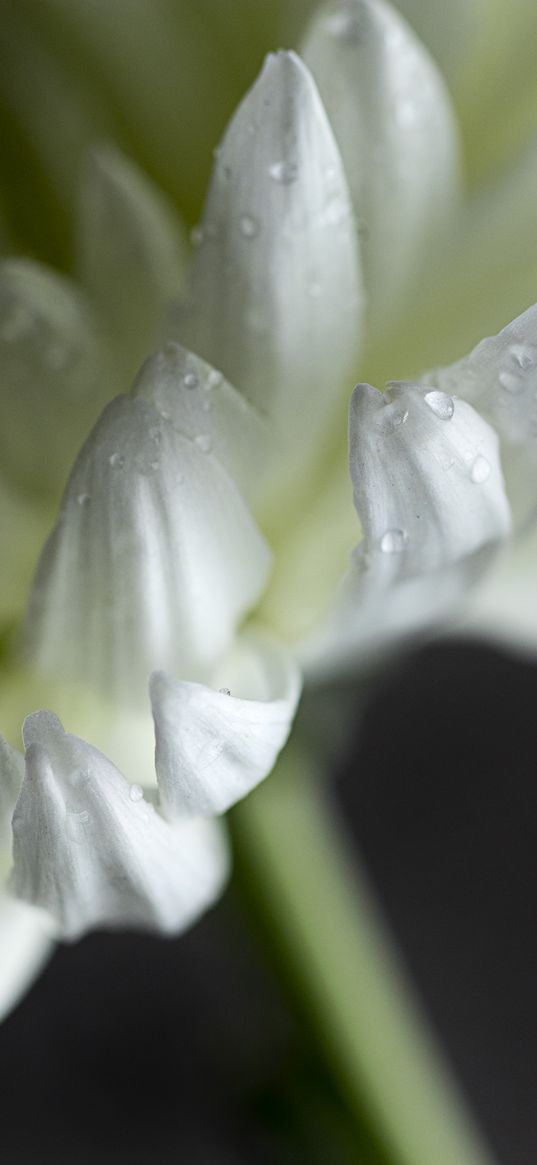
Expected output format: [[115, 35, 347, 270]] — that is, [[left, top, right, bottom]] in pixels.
[[1, 637, 536, 1165]]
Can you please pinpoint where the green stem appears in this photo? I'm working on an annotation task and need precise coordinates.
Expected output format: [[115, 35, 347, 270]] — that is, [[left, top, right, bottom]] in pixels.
[[232, 745, 497, 1165]]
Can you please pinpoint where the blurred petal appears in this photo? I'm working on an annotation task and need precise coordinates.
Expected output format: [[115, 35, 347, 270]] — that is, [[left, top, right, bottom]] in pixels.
[[11, 711, 229, 941], [0, 259, 111, 498], [301, 381, 511, 676], [26, 396, 271, 703], [177, 51, 362, 494], [301, 0, 462, 325], [393, 0, 486, 92], [424, 305, 537, 528], [77, 145, 188, 377], [0, 0, 117, 262], [0, 736, 23, 854], [151, 630, 302, 818], [132, 342, 270, 503], [0, 896, 53, 1022]]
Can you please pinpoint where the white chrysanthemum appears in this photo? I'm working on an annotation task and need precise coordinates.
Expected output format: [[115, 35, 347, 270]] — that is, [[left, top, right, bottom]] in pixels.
[[1, 0, 537, 1020]]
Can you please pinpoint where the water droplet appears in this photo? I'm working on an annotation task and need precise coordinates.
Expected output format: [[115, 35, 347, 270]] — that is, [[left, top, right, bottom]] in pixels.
[[268, 159, 299, 184], [510, 343, 534, 371], [129, 783, 144, 802], [218, 687, 231, 696], [109, 451, 125, 469], [391, 408, 409, 428], [380, 528, 408, 554], [323, 197, 348, 227], [325, 10, 363, 41], [424, 390, 455, 420], [499, 370, 522, 394], [470, 455, 491, 484], [77, 492, 91, 506], [183, 371, 199, 390], [70, 767, 91, 788], [207, 368, 223, 389], [190, 226, 204, 247], [239, 214, 259, 239], [195, 434, 212, 453]]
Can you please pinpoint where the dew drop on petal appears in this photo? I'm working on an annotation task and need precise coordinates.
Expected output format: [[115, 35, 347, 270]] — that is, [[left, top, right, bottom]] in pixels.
[[239, 214, 259, 239], [218, 687, 232, 696], [470, 455, 491, 484], [195, 434, 212, 453], [207, 368, 223, 389], [380, 528, 408, 554], [424, 390, 455, 420], [499, 370, 523, 394], [268, 159, 299, 184], [109, 452, 125, 469], [510, 344, 534, 371], [392, 408, 409, 428], [77, 492, 91, 506], [129, 783, 144, 802], [183, 371, 199, 390]]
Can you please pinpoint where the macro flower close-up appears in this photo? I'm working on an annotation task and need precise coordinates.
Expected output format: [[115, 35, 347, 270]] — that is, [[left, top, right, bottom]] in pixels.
[[2, 2, 537, 1163]]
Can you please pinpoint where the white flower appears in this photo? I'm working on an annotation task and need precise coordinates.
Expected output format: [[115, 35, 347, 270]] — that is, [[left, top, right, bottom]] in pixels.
[[1, 0, 536, 1015]]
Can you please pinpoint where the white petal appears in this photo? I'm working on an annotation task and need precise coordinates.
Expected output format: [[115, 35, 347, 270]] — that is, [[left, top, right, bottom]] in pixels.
[[0, 737, 24, 856], [393, 0, 484, 85], [350, 380, 511, 576], [176, 51, 362, 494], [423, 304, 537, 528], [132, 342, 270, 503], [301, 0, 462, 325], [151, 630, 302, 818], [26, 396, 271, 704], [300, 380, 511, 677], [77, 145, 188, 376], [11, 712, 229, 941], [0, 259, 111, 497], [0, 896, 53, 1021]]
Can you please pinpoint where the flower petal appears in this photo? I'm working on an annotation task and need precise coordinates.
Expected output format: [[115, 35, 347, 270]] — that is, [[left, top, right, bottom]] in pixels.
[[10, 711, 229, 941], [132, 342, 270, 503], [423, 304, 537, 528], [26, 396, 272, 704], [176, 50, 362, 495], [0, 259, 111, 497], [151, 630, 302, 818], [0, 736, 24, 856], [300, 380, 511, 677], [76, 144, 188, 376], [0, 896, 53, 1021], [301, 0, 462, 326], [350, 380, 511, 575]]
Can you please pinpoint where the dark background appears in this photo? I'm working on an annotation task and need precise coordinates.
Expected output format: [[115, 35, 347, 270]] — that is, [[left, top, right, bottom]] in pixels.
[[1, 639, 536, 1164]]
